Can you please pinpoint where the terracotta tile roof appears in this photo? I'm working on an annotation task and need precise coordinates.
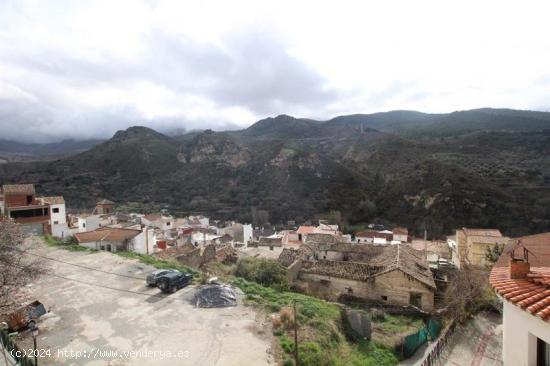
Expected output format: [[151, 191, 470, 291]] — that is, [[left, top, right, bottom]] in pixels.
[[490, 266, 550, 322], [305, 233, 339, 245], [2, 184, 35, 195], [393, 227, 408, 235], [96, 199, 114, 205], [297, 244, 436, 289], [37, 196, 65, 205], [490, 232, 550, 322], [297, 226, 316, 235], [74, 227, 141, 243]]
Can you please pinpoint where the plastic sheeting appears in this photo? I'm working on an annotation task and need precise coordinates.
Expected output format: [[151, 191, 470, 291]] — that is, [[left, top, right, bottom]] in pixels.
[[194, 284, 237, 308]]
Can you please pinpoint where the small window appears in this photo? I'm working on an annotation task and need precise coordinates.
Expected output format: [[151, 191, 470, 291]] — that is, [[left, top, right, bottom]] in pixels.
[[53, 208, 59, 213], [381, 295, 388, 301], [53, 221, 59, 225], [409, 293, 422, 308], [82, 223, 86, 228]]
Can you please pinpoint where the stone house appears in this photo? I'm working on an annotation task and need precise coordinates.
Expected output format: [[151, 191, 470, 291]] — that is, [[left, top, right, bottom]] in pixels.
[[280, 243, 436, 311]]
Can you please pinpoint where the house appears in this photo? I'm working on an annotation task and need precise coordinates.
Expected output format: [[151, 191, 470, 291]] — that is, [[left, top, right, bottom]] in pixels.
[[74, 227, 142, 252], [489, 232, 550, 365], [37, 196, 67, 238], [410, 239, 451, 266], [1, 184, 51, 235], [77, 214, 100, 232], [217, 222, 253, 246], [297, 225, 316, 242], [455, 228, 509, 267], [392, 227, 409, 243], [355, 230, 392, 245], [141, 215, 174, 231], [95, 199, 115, 215], [280, 243, 436, 311]]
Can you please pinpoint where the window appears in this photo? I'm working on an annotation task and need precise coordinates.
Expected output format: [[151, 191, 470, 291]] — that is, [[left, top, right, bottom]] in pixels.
[[538, 338, 550, 366], [82, 223, 86, 228], [381, 296, 388, 301], [409, 293, 422, 308], [52, 207, 59, 213], [53, 221, 59, 225]]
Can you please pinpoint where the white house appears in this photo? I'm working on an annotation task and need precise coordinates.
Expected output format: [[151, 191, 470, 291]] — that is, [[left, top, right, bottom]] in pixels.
[[77, 214, 100, 232], [129, 227, 157, 254], [74, 227, 142, 252], [37, 196, 68, 238], [392, 227, 408, 243], [490, 232, 550, 366]]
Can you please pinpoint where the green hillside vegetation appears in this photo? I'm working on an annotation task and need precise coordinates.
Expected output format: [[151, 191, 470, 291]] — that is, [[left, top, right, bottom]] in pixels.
[[1, 108, 550, 238]]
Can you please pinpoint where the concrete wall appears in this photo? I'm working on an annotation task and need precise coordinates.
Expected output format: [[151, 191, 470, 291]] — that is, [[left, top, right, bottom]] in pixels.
[[78, 215, 100, 232], [130, 229, 156, 254], [299, 269, 434, 311], [502, 301, 550, 366], [287, 259, 302, 284], [242, 224, 253, 245], [80, 240, 126, 252], [49, 203, 66, 225]]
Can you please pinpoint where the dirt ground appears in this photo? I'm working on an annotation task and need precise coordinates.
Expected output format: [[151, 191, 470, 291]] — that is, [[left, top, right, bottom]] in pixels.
[[12, 237, 275, 366]]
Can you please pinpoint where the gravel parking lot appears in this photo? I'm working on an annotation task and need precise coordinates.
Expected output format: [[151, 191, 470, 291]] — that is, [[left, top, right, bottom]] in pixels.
[[14, 238, 275, 365]]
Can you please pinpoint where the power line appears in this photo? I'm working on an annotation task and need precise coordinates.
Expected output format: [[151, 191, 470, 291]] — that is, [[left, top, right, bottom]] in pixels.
[[20, 250, 147, 281], [33, 270, 164, 298]]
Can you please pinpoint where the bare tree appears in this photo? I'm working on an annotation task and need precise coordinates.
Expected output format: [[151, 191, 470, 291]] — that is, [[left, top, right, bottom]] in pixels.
[[443, 265, 498, 323], [0, 218, 45, 311]]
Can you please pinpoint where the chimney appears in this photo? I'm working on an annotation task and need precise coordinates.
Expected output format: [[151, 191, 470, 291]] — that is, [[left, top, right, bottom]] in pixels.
[[509, 258, 530, 279]]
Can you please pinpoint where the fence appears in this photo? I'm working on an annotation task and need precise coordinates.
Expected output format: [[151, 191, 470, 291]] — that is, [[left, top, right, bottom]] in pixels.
[[402, 318, 442, 358], [419, 321, 456, 366], [0, 328, 36, 366]]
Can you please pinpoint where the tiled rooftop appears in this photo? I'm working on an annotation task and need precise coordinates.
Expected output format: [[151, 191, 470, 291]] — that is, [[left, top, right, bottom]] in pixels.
[[489, 232, 550, 322], [490, 266, 550, 322]]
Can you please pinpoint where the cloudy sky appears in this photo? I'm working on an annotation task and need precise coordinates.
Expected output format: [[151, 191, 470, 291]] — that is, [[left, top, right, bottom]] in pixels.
[[1, 0, 550, 142]]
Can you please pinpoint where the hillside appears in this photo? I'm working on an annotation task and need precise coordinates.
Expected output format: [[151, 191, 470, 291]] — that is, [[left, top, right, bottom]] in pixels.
[[0, 138, 102, 162], [1, 108, 550, 238]]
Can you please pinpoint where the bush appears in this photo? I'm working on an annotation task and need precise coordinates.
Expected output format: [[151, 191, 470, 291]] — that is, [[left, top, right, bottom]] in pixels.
[[235, 257, 288, 289]]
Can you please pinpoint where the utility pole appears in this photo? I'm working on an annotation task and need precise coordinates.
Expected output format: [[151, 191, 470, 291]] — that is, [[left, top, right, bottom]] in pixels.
[[293, 299, 299, 366]]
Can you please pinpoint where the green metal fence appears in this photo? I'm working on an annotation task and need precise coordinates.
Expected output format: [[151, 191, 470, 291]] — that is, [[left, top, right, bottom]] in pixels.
[[402, 318, 442, 358]]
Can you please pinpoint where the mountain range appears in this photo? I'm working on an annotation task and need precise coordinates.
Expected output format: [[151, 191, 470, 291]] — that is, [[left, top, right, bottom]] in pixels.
[[1, 108, 549, 238]]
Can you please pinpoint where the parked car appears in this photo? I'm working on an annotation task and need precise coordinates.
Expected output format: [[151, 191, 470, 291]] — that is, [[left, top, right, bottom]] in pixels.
[[146, 269, 181, 286], [157, 272, 193, 294]]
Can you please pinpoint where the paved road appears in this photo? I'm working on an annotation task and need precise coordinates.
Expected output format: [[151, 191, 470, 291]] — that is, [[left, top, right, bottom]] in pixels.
[[12, 238, 275, 366], [441, 312, 502, 366], [399, 312, 502, 366]]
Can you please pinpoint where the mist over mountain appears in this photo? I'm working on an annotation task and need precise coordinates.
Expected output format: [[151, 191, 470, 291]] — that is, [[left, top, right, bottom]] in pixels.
[[1, 108, 549, 238]]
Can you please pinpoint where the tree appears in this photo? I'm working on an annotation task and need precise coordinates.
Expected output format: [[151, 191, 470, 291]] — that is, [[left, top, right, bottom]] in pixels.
[[443, 265, 498, 323], [0, 219, 45, 311], [485, 243, 504, 264]]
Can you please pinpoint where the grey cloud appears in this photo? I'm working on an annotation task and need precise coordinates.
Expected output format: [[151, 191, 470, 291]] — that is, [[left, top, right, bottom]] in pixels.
[[0, 27, 339, 142]]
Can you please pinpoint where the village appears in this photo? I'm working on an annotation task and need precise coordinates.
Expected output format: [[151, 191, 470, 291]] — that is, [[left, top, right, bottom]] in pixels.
[[1, 183, 550, 366]]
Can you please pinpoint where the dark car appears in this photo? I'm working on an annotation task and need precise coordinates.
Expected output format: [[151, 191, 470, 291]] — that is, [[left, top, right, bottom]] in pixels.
[[157, 272, 193, 294], [146, 269, 181, 286]]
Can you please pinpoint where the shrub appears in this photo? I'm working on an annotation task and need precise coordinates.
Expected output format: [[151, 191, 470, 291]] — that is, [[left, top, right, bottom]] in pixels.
[[235, 257, 288, 289]]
